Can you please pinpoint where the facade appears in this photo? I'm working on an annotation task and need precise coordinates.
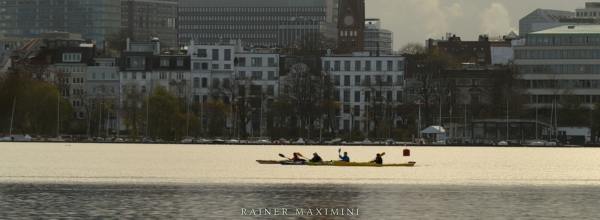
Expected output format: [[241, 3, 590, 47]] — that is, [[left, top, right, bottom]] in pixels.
[[437, 34, 513, 65], [178, 0, 336, 46], [87, 58, 120, 132], [364, 19, 393, 55], [121, 0, 178, 50], [277, 20, 337, 47], [336, 0, 366, 53], [513, 25, 600, 109], [0, 0, 121, 47], [322, 52, 405, 131], [519, 9, 574, 37], [576, 2, 600, 18]]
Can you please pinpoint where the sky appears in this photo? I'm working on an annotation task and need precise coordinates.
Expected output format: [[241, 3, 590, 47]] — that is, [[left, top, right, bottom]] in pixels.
[[366, 0, 590, 51]]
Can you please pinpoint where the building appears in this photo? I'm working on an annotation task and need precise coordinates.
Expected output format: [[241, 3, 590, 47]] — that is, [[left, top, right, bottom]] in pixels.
[[87, 58, 120, 133], [519, 9, 574, 37], [364, 18, 393, 55], [336, 0, 366, 53], [322, 52, 405, 131], [0, 0, 121, 47], [436, 34, 514, 65], [277, 20, 337, 47], [177, 0, 336, 47], [513, 24, 600, 110], [121, 0, 178, 50], [576, 2, 600, 18]]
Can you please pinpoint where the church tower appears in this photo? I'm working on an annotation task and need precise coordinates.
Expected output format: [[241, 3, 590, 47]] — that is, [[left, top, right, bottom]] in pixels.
[[337, 0, 365, 53]]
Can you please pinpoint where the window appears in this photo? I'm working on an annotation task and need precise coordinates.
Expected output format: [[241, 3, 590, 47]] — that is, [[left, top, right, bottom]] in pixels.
[[334, 75, 340, 86], [238, 57, 246, 66], [160, 59, 169, 66], [131, 72, 136, 79], [194, 77, 200, 88], [397, 61, 404, 71], [251, 58, 262, 67], [159, 72, 166, 79], [354, 105, 360, 116], [193, 62, 200, 69], [238, 71, 246, 79], [177, 72, 183, 80], [202, 63, 208, 69], [268, 58, 275, 66], [72, 100, 82, 107], [344, 75, 350, 86], [126, 57, 145, 69], [324, 61, 331, 70], [142, 73, 146, 79], [343, 104, 350, 114], [376, 61, 382, 71], [141, 86, 146, 93], [224, 64, 231, 69], [123, 72, 128, 79], [252, 71, 262, 79], [387, 61, 393, 71], [355, 61, 361, 71], [101, 73, 106, 79], [197, 49, 207, 57], [354, 91, 360, 102], [202, 78, 208, 87], [365, 61, 371, 71], [72, 77, 83, 84], [212, 49, 219, 60], [334, 61, 341, 71], [344, 61, 351, 71], [224, 49, 231, 61], [63, 53, 81, 62], [212, 64, 219, 69], [92, 72, 96, 79], [268, 71, 275, 80], [177, 58, 184, 66], [472, 79, 479, 86]]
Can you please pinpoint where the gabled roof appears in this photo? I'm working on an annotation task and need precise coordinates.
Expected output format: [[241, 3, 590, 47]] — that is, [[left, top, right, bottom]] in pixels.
[[421, 126, 445, 134]]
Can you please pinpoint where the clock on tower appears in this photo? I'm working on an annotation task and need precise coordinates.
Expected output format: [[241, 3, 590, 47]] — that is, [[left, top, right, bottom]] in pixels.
[[337, 0, 365, 53]]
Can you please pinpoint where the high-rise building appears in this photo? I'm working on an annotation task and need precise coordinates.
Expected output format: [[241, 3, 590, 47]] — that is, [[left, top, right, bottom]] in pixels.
[[177, 0, 336, 47], [519, 9, 573, 37], [0, 0, 121, 47], [121, 0, 178, 49], [364, 19, 393, 55], [576, 2, 600, 18], [336, 0, 365, 53]]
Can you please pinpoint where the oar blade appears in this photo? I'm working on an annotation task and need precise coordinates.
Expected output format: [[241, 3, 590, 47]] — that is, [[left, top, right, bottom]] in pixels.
[[279, 153, 286, 158]]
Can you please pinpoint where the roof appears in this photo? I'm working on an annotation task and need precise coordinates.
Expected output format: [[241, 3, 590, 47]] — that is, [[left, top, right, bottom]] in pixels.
[[421, 126, 445, 134], [529, 25, 600, 35]]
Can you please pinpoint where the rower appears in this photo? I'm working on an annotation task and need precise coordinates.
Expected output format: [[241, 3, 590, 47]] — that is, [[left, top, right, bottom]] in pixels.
[[339, 152, 350, 162], [370, 153, 383, 164]]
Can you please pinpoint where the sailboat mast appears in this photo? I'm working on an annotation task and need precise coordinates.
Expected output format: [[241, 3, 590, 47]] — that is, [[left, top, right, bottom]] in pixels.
[[186, 95, 190, 138], [506, 100, 509, 140], [9, 97, 16, 136], [57, 92, 60, 138]]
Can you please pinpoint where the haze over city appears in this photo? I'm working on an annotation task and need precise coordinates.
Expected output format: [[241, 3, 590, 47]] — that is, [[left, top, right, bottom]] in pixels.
[[368, 0, 590, 48]]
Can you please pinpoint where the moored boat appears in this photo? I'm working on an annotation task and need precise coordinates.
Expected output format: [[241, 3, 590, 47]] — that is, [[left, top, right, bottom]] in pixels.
[[335, 161, 416, 167]]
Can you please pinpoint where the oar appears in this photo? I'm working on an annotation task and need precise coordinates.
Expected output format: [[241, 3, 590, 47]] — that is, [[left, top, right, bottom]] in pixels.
[[279, 153, 290, 160], [295, 152, 310, 160], [381, 152, 386, 156], [338, 148, 341, 155]]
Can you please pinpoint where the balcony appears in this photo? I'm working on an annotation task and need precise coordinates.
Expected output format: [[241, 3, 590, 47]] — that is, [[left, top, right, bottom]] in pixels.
[[169, 79, 187, 85]]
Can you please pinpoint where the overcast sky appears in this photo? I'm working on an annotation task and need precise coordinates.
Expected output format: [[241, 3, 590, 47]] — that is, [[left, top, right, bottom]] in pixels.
[[366, 0, 590, 50]]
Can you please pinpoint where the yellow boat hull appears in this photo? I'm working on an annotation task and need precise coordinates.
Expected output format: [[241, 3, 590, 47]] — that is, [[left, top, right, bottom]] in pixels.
[[335, 161, 416, 167]]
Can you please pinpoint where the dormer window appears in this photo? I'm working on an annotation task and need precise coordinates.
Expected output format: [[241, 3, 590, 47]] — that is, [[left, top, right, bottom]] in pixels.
[[63, 53, 81, 62]]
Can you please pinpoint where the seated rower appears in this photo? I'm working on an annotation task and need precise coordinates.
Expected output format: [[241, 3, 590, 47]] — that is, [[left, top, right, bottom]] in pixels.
[[309, 153, 323, 162], [370, 153, 383, 164], [339, 152, 350, 162], [290, 153, 303, 162]]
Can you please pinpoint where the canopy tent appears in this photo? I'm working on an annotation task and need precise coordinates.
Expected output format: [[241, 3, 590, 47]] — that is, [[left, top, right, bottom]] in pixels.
[[421, 126, 446, 134]]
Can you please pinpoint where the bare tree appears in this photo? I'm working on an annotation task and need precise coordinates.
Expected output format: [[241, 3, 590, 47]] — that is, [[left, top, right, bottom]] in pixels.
[[398, 42, 427, 55], [293, 32, 337, 56]]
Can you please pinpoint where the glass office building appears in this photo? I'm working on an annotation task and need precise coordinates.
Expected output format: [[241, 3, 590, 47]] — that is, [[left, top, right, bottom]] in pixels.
[[121, 0, 178, 50], [0, 0, 121, 46]]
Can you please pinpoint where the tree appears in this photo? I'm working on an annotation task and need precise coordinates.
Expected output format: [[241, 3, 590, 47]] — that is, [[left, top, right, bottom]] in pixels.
[[292, 32, 337, 56], [104, 28, 132, 57], [361, 72, 397, 139], [398, 42, 427, 55], [405, 48, 461, 126], [146, 86, 182, 140], [121, 82, 144, 138], [282, 62, 323, 138], [590, 102, 600, 142]]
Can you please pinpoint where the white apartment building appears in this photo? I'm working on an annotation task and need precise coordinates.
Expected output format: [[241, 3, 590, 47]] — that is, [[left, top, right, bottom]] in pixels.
[[322, 52, 405, 132], [87, 58, 120, 131]]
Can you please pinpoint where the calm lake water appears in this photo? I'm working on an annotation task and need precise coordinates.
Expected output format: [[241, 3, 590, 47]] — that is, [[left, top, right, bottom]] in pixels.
[[1, 143, 599, 219]]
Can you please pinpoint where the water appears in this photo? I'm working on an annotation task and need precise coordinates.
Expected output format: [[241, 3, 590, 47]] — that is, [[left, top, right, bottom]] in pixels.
[[1, 143, 599, 219]]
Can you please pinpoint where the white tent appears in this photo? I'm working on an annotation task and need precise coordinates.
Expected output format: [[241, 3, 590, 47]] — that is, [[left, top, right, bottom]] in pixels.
[[421, 126, 445, 134]]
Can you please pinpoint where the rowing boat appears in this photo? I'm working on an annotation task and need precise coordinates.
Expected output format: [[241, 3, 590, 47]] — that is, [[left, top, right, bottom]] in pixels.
[[256, 160, 288, 164], [335, 161, 416, 167], [306, 161, 336, 166], [280, 161, 306, 165]]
